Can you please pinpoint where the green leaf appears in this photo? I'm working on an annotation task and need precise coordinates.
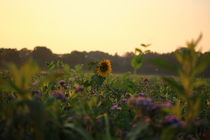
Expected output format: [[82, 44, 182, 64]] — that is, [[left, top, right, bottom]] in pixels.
[[144, 50, 151, 54], [104, 113, 111, 140], [162, 77, 184, 96], [90, 74, 105, 88], [161, 127, 177, 140], [135, 48, 143, 54], [131, 55, 143, 70], [63, 64, 71, 73], [140, 43, 151, 48], [64, 123, 93, 140], [74, 64, 83, 73], [127, 122, 148, 140]]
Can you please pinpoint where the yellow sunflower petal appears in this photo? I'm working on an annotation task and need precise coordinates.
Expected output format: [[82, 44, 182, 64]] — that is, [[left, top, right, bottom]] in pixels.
[[97, 59, 112, 77]]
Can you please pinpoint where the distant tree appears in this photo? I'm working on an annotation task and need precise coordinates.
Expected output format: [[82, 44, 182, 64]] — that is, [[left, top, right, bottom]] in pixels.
[[0, 49, 21, 68], [19, 48, 31, 56], [0, 46, 209, 77], [19, 48, 32, 64], [32, 46, 58, 68], [123, 52, 135, 57], [62, 51, 88, 66]]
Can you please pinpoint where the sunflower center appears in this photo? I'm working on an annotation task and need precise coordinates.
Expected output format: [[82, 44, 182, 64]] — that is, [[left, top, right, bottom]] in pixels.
[[100, 62, 108, 72]]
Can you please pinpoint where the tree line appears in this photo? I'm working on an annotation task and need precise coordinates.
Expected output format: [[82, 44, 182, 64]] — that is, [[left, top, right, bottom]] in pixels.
[[0, 46, 209, 77]]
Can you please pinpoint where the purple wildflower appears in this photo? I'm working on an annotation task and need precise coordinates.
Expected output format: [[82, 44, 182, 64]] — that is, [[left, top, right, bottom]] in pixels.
[[32, 80, 39, 86], [155, 101, 173, 108], [99, 94, 105, 99], [125, 92, 131, 98], [159, 95, 166, 99], [110, 94, 115, 98], [59, 80, 67, 89], [59, 80, 65, 86], [111, 104, 122, 111], [161, 115, 185, 127], [7, 95, 14, 101], [32, 90, 42, 96], [136, 92, 147, 97], [51, 90, 66, 101], [74, 85, 84, 92], [68, 115, 80, 121], [127, 97, 153, 107], [119, 98, 127, 104], [135, 97, 153, 107]]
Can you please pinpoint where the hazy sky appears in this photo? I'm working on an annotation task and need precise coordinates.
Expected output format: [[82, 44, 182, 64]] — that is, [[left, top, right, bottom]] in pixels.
[[0, 0, 209, 55]]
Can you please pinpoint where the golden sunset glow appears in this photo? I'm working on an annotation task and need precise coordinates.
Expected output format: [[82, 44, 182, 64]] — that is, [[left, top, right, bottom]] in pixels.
[[0, 0, 209, 55]]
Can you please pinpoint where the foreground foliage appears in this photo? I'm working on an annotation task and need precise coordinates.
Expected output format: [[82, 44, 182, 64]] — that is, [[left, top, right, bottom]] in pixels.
[[0, 36, 210, 140]]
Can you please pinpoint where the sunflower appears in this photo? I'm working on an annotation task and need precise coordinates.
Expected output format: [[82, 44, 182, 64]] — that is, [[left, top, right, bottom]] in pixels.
[[207, 101, 210, 106], [97, 59, 112, 77]]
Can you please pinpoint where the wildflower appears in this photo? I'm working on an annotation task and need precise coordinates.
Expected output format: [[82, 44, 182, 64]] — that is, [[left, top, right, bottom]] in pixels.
[[65, 92, 69, 97], [119, 98, 127, 104], [144, 117, 152, 123], [68, 115, 80, 121], [125, 92, 131, 98], [136, 97, 153, 107], [98, 94, 105, 99], [97, 59, 112, 77], [110, 94, 115, 98], [193, 117, 204, 126], [136, 92, 147, 97], [32, 89, 42, 96], [111, 104, 122, 111], [59, 80, 65, 86], [32, 80, 39, 86], [51, 90, 66, 101], [127, 97, 153, 107], [207, 101, 210, 106], [161, 115, 185, 127], [155, 101, 173, 108], [59, 80, 67, 89], [144, 78, 149, 83], [68, 90, 75, 97], [159, 95, 166, 99], [7, 95, 14, 101], [74, 84, 84, 92]]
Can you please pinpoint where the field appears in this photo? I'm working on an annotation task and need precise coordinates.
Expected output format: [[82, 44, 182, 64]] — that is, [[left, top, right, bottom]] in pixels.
[[0, 38, 210, 140], [0, 63, 209, 140]]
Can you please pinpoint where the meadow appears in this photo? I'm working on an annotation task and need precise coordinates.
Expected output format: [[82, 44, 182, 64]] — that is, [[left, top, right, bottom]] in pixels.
[[0, 37, 210, 140]]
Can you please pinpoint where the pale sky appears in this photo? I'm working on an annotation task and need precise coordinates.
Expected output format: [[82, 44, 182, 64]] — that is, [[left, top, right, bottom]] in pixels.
[[0, 0, 209, 55]]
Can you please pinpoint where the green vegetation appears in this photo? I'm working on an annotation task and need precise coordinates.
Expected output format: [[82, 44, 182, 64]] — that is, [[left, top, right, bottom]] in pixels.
[[1, 45, 210, 77], [131, 43, 151, 74], [0, 36, 210, 140]]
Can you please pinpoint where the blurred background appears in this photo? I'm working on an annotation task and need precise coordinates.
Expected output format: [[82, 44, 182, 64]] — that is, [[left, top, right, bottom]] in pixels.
[[0, 0, 209, 55], [0, 0, 209, 75]]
